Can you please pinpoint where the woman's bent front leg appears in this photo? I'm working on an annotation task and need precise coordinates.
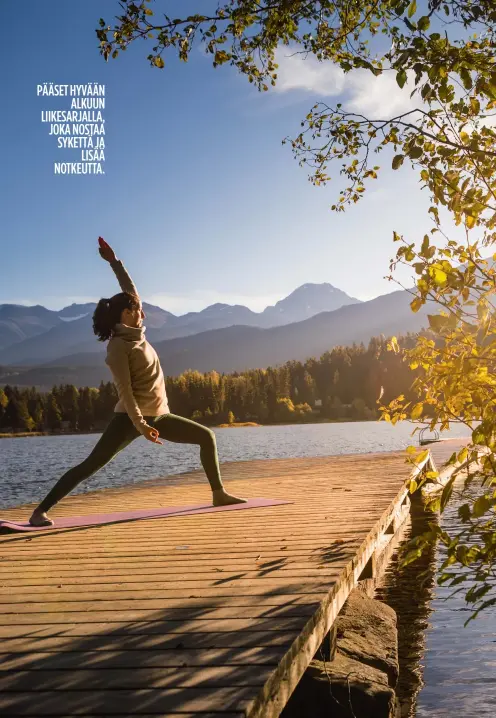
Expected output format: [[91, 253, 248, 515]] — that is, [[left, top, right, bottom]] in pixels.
[[30, 414, 139, 526], [153, 413, 247, 505]]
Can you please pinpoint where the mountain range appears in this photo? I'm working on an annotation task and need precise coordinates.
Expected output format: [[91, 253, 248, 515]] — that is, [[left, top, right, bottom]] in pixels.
[[0, 282, 430, 390], [0, 283, 360, 366]]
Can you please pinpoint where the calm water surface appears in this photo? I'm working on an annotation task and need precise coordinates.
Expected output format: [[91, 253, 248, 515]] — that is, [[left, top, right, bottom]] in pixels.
[[1, 420, 493, 716], [415, 485, 496, 717]]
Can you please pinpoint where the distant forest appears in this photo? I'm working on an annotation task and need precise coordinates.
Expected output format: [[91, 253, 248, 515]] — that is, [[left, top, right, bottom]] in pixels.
[[0, 335, 418, 434]]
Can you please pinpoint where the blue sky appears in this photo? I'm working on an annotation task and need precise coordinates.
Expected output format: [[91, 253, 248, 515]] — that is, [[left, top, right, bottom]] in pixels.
[[0, 0, 460, 314]]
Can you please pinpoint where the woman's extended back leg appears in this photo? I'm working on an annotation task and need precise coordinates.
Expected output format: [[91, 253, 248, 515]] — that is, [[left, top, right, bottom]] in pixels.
[[30, 414, 139, 523]]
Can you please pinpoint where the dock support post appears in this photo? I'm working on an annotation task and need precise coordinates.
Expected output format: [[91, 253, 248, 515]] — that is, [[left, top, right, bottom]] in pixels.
[[320, 624, 337, 661]]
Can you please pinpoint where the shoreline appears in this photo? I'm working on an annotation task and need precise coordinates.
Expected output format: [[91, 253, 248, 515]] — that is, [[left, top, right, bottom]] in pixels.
[[2, 417, 462, 440], [0, 417, 376, 439]]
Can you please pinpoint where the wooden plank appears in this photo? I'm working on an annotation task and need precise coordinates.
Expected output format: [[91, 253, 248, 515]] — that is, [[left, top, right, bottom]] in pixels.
[[0, 616, 305, 638], [0, 527, 385, 546], [0, 687, 254, 715], [0, 598, 319, 618], [0, 666, 272, 691], [0, 532, 369, 555], [0, 552, 360, 580], [0, 558, 357, 580], [0, 566, 350, 588], [0, 647, 284, 671], [0, 631, 298, 652], [0, 583, 337, 603], [0, 544, 366, 563], [0, 603, 319, 625]]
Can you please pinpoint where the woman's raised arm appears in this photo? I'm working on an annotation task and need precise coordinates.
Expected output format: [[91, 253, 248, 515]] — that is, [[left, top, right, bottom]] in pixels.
[[98, 237, 139, 298]]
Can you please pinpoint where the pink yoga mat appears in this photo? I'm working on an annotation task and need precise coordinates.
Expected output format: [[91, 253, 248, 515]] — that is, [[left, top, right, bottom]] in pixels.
[[0, 497, 293, 532]]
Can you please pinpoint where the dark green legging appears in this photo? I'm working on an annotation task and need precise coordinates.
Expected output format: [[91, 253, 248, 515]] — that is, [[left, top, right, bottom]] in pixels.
[[37, 412, 223, 513]]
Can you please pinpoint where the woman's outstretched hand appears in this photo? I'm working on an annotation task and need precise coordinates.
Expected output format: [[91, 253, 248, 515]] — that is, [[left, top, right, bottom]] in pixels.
[[98, 236, 117, 263], [143, 426, 163, 445]]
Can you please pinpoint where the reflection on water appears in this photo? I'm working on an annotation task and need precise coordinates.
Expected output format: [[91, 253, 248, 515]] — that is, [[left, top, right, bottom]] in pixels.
[[415, 484, 496, 718], [377, 483, 496, 718], [376, 495, 438, 717]]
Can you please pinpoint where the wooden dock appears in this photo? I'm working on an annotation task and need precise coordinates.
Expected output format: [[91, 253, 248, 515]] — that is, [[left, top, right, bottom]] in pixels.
[[0, 440, 467, 716]]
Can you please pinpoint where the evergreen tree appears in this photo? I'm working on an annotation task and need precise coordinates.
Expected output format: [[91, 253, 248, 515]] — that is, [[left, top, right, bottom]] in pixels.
[[78, 387, 96, 432], [46, 393, 62, 432], [4, 395, 34, 432], [0, 388, 8, 429], [60, 384, 80, 430]]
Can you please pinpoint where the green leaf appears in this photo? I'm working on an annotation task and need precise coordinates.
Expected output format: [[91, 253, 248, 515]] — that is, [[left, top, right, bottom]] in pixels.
[[458, 503, 471, 521], [408, 0, 417, 18], [472, 429, 485, 445], [440, 474, 457, 512], [472, 496, 493, 518], [449, 574, 468, 586], [418, 15, 430, 31], [460, 67, 473, 90], [470, 97, 480, 114], [396, 69, 407, 88], [408, 145, 423, 159], [392, 154, 405, 169]]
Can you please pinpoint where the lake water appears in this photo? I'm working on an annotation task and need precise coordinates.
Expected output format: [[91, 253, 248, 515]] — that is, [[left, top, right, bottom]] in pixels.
[[1, 420, 493, 716]]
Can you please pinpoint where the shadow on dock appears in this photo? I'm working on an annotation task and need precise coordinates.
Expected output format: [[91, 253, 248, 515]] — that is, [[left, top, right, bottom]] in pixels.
[[0, 536, 352, 715]]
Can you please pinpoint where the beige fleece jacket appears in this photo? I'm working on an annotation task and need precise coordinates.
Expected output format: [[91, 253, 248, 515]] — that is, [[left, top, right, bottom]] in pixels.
[[105, 259, 169, 434]]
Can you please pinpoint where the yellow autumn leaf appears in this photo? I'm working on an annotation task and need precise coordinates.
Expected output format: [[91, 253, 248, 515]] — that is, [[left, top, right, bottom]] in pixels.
[[414, 449, 430, 465], [410, 297, 423, 313], [411, 403, 424, 419], [430, 266, 447, 285]]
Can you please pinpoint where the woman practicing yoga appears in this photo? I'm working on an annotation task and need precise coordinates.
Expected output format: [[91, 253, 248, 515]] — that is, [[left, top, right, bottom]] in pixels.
[[29, 238, 246, 527]]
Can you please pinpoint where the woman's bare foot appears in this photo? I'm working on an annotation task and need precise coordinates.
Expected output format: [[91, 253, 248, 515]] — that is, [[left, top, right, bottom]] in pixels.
[[212, 488, 247, 506], [29, 510, 54, 527]]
